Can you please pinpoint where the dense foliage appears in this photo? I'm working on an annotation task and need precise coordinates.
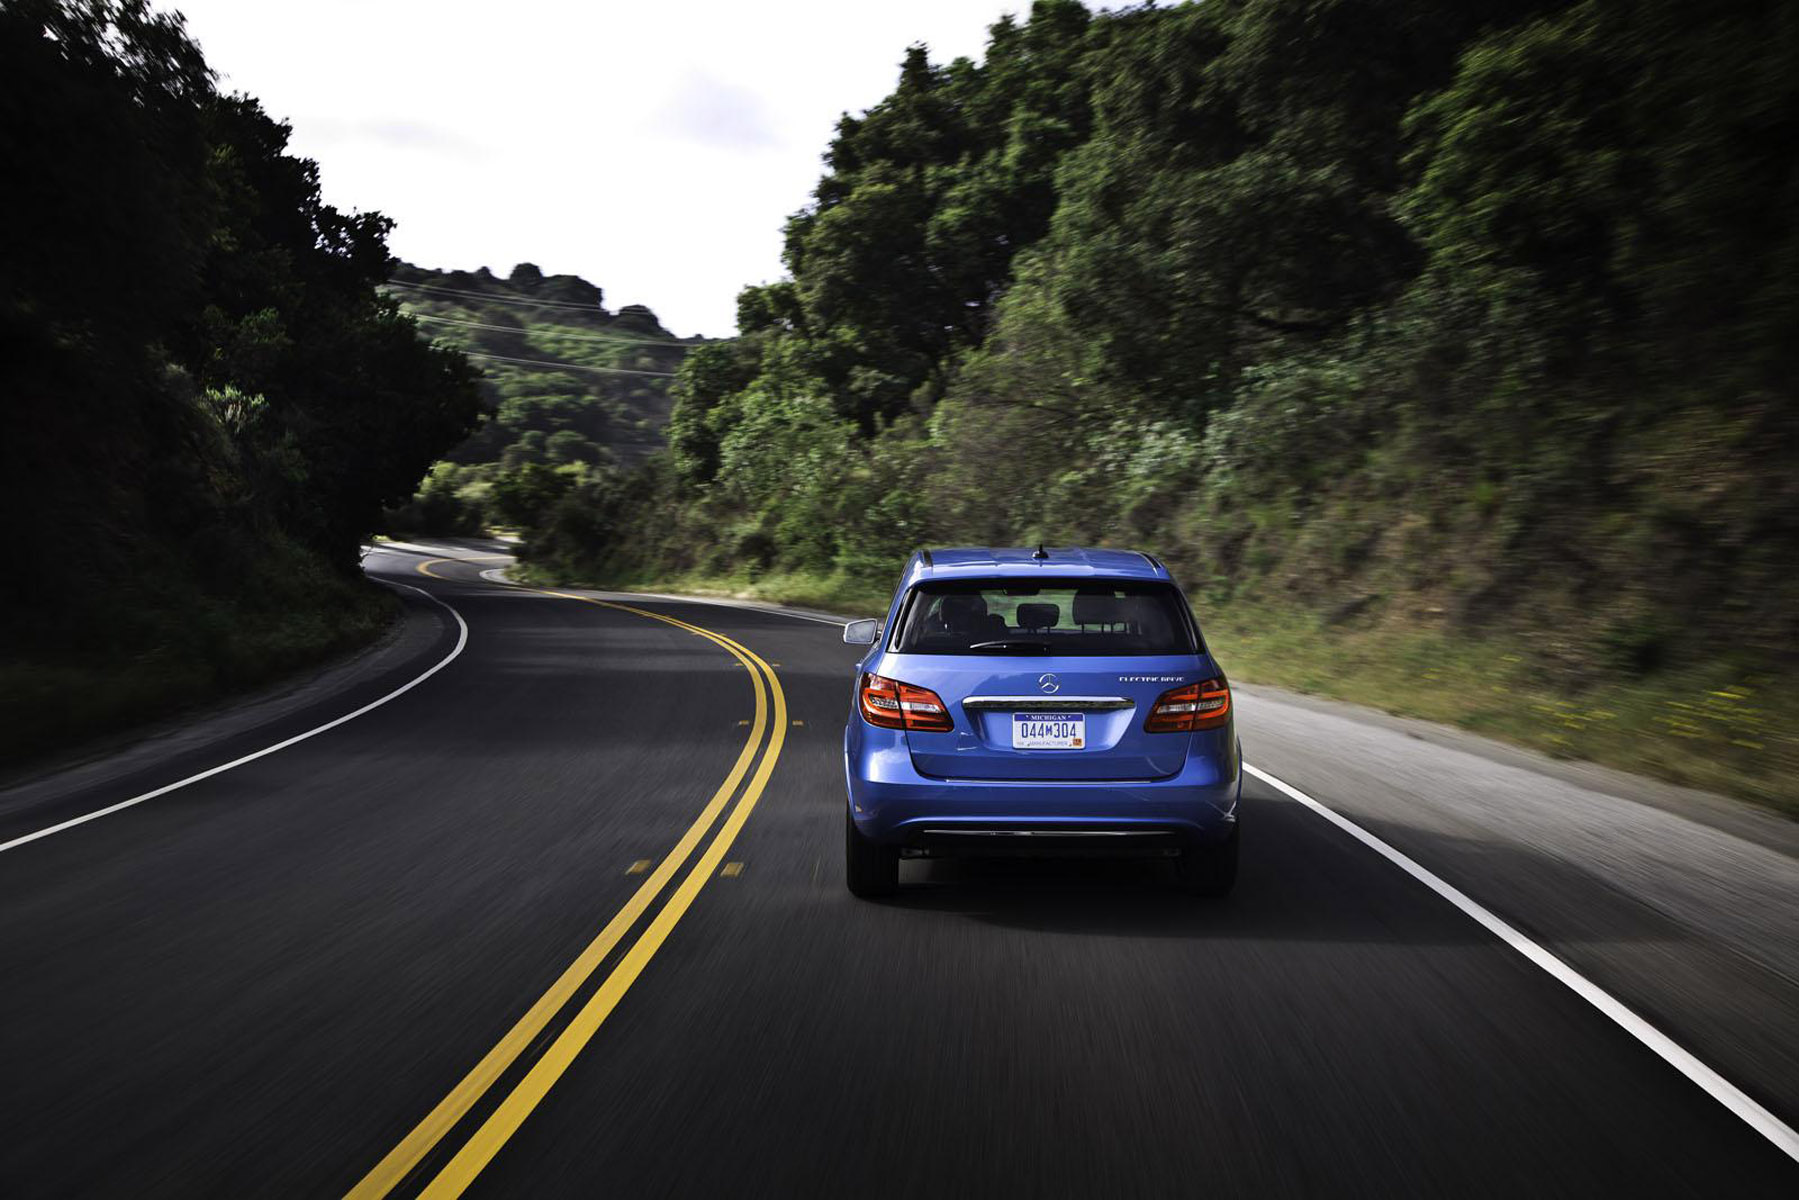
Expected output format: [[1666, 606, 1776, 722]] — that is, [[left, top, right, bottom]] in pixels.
[[0, 0, 481, 747], [525, 0, 1798, 683], [379, 263, 694, 536]]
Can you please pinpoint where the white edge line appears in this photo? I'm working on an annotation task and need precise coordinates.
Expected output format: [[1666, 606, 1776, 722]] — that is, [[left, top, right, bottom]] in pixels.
[[0, 583, 469, 855], [1242, 762, 1799, 1164]]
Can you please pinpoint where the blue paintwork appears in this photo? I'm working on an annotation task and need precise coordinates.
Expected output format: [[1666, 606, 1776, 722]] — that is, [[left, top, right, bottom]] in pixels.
[[900, 546, 1171, 585], [844, 548, 1240, 850]]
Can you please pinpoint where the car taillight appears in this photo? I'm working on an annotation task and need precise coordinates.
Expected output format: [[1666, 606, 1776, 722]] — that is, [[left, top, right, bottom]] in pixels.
[[1144, 677, 1231, 733], [858, 672, 954, 732]]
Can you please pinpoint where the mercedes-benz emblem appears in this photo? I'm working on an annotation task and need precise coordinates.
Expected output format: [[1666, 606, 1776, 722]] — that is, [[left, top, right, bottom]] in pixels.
[[1038, 673, 1060, 694]]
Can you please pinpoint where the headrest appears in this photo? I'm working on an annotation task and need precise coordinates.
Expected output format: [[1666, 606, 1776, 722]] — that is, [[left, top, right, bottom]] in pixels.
[[938, 593, 988, 618], [1015, 602, 1060, 630], [1073, 592, 1122, 625], [938, 593, 989, 632]]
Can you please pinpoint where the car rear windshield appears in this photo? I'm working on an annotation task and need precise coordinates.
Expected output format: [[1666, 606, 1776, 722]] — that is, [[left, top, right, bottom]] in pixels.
[[891, 580, 1197, 656]]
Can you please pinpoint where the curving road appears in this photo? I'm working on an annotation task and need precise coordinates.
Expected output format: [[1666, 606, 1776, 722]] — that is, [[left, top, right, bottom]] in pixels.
[[1, 542, 1795, 1197]]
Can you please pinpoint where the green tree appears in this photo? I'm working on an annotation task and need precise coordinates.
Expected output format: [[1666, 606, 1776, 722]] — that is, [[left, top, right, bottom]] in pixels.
[[491, 463, 573, 529], [1, 0, 480, 647], [666, 338, 765, 483]]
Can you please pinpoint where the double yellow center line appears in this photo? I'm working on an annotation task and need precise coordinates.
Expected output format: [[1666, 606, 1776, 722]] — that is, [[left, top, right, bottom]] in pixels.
[[349, 562, 787, 1198]]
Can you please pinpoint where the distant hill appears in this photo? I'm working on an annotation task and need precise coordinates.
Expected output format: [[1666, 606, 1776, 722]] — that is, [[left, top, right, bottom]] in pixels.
[[387, 262, 697, 469], [378, 262, 700, 535]]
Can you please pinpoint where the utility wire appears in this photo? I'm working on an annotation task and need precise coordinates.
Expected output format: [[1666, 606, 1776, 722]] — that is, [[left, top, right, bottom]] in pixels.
[[410, 312, 692, 349], [386, 278, 604, 311], [384, 278, 645, 317], [454, 349, 678, 378]]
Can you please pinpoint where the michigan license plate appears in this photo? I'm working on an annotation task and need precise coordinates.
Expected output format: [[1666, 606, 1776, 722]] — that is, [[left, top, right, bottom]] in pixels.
[[1012, 712, 1085, 749]]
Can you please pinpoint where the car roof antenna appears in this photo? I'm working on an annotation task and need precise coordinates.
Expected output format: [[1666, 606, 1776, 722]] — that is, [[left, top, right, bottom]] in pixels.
[[1032, 543, 1049, 560]]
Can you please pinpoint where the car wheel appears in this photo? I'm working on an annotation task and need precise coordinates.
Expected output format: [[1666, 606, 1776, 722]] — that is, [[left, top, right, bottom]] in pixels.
[[1176, 825, 1238, 897], [845, 807, 899, 898]]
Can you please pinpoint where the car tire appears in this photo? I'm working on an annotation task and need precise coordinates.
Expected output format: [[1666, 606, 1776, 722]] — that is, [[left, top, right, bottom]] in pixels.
[[845, 807, 899, 898], [1177, 825, 1238, 897]]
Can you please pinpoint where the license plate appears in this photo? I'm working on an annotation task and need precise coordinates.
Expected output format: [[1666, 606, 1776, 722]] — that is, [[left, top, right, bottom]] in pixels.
[[1012, 712, 1085, 749]]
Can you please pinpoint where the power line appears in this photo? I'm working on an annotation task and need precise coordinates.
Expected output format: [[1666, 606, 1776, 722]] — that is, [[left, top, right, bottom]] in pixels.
[[384, 278, 637, 317], [385, 278, 605, 312], [455, 349, 678, 378], [410, 312, 691, 349]]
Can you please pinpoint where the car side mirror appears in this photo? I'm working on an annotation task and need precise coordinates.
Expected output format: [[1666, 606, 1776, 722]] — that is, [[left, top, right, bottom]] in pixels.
[[843, 618, 881, 646]]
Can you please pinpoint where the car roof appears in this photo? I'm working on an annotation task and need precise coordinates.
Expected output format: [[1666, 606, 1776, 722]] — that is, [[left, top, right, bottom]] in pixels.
[[902, 547, 1171, 586]]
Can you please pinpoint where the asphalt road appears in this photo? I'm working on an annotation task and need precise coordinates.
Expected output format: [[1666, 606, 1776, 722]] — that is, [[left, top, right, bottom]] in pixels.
[[2, 543, 1795, 1198]]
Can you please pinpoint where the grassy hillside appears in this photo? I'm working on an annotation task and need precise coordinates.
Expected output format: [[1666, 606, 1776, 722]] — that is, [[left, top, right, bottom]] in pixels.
[[380, 263, 699, 535]]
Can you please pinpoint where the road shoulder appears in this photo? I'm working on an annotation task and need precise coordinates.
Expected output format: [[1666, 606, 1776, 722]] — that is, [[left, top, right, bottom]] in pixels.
[[0, 578, 452, 825], [1239, 684, 1799, 1124], [1237, 681, 1798, 858]]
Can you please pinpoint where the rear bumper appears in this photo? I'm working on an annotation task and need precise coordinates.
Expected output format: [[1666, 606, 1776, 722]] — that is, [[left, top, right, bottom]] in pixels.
[[845, 727, 1240, 852]]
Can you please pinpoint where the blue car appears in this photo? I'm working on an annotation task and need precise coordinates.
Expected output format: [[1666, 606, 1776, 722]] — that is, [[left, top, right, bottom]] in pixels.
[[841, 547, 1240, 898]]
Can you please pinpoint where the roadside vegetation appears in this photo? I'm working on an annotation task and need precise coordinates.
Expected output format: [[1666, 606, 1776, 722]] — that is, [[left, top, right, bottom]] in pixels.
[[0, 1, 481, 765], [505, 0, 1799, 812]]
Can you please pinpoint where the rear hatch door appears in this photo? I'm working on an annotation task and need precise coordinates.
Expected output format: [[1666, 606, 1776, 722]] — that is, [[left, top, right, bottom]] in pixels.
[[890, 653, 1209, 780]]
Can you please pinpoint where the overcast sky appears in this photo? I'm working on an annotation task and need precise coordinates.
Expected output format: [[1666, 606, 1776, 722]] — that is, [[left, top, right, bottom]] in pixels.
[[158, 1, 1047, 337]]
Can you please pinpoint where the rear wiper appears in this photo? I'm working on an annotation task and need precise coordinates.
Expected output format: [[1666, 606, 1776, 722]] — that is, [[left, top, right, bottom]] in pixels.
[[967, 640, 1052, 653]]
